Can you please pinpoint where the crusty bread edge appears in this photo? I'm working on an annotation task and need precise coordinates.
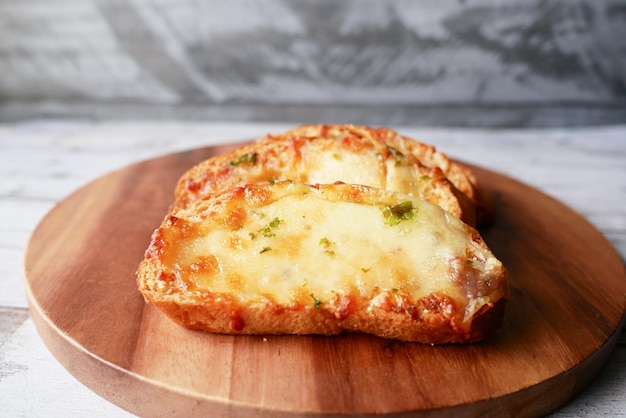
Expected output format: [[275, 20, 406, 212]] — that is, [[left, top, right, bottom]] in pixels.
[[139, 290, 507, 344], [137, 259, 508, 345]]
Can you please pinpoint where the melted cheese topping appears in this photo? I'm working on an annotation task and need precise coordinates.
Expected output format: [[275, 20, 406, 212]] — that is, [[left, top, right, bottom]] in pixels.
[[299, 141, 385, 188], [162, 182, 498, 312]]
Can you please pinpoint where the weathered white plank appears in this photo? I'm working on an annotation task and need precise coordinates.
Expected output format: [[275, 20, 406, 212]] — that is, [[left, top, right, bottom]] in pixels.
[[0, 198, 54, 308], [551, 345, 626, 417], [0, 316, 132, 417], [0, 0, 625, 130]]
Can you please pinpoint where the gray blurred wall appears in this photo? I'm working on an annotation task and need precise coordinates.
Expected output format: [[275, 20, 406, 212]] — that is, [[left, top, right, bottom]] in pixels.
[[1, 0, 625, 126]]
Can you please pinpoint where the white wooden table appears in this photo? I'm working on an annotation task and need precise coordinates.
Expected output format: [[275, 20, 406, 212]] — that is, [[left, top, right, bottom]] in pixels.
[[1, 120, 624, 417]]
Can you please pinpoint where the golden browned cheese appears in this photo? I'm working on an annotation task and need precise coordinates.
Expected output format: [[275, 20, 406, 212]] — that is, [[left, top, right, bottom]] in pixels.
[[287, 125, 495, 225], [137, 181, 509, 344], [173, 125, 478, 226]]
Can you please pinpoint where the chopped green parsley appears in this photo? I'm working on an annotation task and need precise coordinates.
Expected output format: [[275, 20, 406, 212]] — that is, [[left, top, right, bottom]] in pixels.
[[383, 200, 416, 226], [269, 218, 281, 228], [319, 237, 335, 256], [260, 246, 271, 254], [251, 218, 283, 239], [386, 145, 404, 159], [228, 152, 258, 167], [310, 293, 321, 309]]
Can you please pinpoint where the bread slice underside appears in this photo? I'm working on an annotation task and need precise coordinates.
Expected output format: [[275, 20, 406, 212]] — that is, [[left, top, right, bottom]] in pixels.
[[138, 181, 509, 344]]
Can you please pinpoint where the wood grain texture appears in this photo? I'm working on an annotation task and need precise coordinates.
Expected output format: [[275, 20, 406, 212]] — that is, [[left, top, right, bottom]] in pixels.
[[23, 145, 626, 417]]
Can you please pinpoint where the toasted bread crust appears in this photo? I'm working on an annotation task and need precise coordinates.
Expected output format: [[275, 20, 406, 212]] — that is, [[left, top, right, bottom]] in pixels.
[[173, 125, 477, 226], [137, 181, 509, 344], [142, 288, 507, 343]]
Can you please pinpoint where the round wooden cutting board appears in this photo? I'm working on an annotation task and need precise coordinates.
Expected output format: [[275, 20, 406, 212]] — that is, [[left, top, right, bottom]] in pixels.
[[24, 144, 626, 417]]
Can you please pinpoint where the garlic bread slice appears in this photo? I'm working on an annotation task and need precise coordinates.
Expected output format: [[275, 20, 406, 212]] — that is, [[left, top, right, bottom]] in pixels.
[[138, 181, 508, 344]]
